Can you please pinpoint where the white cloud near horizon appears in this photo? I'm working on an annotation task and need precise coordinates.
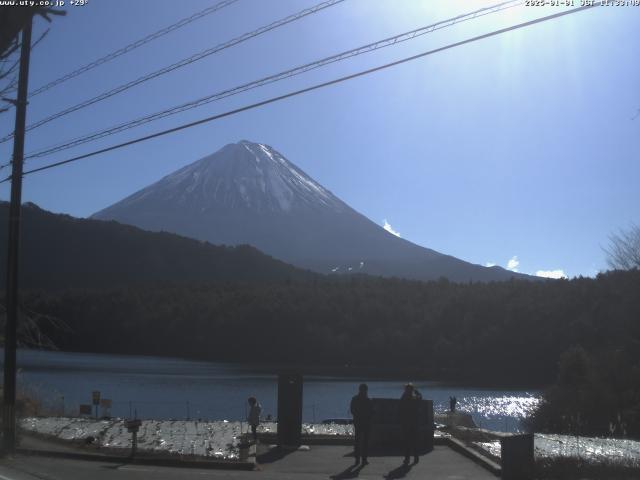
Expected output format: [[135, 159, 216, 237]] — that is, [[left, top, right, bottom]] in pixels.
[[536, 269, 567, 279], [490, 254, 567, 278], [383, 219, 401, 237], [506, 255, 519, 272]]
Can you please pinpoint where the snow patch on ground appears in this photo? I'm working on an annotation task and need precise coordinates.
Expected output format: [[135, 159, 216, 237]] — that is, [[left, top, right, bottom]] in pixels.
[[20, 417, 242, 459], [19, 417, 354, 460], [474, 434, 640, 466], [29, 417, 636, 466]]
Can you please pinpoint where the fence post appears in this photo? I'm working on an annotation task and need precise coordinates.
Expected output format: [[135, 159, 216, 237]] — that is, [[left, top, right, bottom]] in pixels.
[[125, 419, 141, 459]]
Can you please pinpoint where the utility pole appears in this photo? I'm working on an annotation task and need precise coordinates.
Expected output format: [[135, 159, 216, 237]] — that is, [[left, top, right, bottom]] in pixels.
[[3, 15, 33, 454]]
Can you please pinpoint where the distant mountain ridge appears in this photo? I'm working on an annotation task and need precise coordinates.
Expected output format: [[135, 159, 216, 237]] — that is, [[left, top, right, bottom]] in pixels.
[[0, 202, 313, 290], [92, 140, 530, 282]]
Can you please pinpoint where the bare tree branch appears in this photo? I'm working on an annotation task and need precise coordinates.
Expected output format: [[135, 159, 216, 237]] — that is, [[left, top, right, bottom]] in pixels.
[[36, 7, 65, 23], [0, 301, 69, 350], [604, 224, 640, 270]]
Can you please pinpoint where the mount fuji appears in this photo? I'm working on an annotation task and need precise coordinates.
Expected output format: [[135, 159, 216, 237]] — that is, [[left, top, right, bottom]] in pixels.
[[92, 140, 526, 282]]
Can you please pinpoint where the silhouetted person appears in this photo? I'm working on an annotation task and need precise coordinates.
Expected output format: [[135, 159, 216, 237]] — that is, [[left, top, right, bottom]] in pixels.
[[399, 383, 422, 465], [350, 383, 373, 465], [247, 396, 262, 443], [449, 395, 457, 413]]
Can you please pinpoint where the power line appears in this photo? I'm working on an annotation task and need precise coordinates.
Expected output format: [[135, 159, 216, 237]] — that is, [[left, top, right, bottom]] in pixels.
[[0, 0, 346, 144], [0, 3, 599, 184], [28, 0, 240, 97], [21, 0, 523, 162]]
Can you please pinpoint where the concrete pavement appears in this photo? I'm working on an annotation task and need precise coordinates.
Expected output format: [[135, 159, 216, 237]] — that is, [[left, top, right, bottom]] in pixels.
[[0, 444, 497, 479]]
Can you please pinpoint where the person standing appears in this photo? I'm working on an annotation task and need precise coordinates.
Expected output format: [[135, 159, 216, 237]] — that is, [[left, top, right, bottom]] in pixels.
[[247, 396, 262, 443], [398, 383, 422, 465], [350, 383, 373, 465], [449, 395, 457, 413]]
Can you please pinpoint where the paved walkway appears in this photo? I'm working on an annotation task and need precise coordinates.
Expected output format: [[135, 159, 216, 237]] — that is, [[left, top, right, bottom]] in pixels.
[[257, 445, 497, 479], [1, 444, 497, 479]]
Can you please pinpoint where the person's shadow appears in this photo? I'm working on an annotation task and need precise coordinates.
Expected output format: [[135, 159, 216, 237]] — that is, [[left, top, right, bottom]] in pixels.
[[384, 463, 413, 479], [331, 463, 364, 479], [256, 446, 294, 465]]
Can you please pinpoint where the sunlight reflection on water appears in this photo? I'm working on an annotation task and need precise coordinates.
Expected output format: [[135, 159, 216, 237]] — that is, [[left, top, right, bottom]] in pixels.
[[456, 395, 541, 431]]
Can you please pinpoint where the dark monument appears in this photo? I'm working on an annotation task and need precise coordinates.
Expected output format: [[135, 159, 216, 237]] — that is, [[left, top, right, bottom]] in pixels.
[[277, 373, 303, 447], [369, 398, 434, 453]]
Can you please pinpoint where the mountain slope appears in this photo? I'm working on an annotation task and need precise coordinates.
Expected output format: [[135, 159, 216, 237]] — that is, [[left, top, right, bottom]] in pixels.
[[93, 140, 529, 282], [0, 202, 314, 290]]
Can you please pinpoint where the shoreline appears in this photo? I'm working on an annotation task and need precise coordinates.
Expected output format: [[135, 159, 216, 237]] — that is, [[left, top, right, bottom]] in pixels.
[[9, 347, 546, 390]]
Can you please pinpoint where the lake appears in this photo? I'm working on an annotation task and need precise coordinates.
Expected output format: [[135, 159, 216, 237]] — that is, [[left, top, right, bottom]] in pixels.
[[10, 349, 539, 432]]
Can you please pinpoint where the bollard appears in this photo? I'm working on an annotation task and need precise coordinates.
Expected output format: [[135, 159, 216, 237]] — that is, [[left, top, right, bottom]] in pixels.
[[501, 433, 534, 480], [238, 439, 251, 462]]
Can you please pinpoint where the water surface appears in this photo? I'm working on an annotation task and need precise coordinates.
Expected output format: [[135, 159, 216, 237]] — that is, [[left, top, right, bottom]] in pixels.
[[11, 349, 539, 432]]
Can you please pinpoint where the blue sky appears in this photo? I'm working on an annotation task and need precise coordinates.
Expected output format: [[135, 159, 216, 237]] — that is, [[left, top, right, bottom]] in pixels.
[[1, 0, 638, 278]]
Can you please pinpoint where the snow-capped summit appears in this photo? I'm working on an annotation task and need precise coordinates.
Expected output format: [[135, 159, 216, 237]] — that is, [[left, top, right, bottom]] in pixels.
[[93, 141, 526, 282], [110, 141, 344, 215]]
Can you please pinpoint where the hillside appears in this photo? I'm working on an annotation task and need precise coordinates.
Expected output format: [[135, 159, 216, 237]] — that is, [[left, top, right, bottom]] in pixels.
[[0, 202, 314, 290]]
